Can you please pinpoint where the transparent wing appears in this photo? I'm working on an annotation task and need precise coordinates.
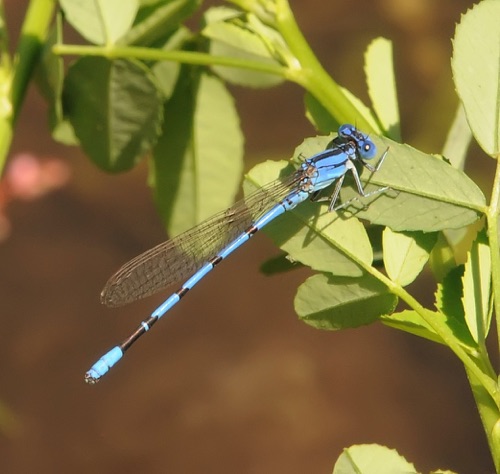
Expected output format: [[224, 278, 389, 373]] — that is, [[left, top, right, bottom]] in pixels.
[[101, 170, 303, 307]]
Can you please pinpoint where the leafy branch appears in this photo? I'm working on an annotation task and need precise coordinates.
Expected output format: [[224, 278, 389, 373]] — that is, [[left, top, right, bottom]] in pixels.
[[0, 0, 499, 471]]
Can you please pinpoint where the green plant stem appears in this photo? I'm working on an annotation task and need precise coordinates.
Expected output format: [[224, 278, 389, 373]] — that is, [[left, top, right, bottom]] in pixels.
[[0, 0, 56, 176], [360, 262, 499, 401], [466, 366, 500, 473], [53, 43, 288, 76], [55, 0, 377, 136], [55, 43, 368, 128], [273, 0, 375, 132], [311, 204, 499, 400], [487, 159, 500, 355], [11, 0, 55, 118]]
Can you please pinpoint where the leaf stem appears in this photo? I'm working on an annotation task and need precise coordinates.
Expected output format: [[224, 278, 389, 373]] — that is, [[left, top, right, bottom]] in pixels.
[[53, 43, 289, 76]]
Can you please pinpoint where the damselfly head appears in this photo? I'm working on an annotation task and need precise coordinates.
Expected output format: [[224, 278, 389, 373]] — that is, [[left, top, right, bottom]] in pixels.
[[338, 124, 377, 160]]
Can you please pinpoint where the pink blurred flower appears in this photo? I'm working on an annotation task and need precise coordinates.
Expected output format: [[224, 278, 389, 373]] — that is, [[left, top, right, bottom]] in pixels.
[[5, 153, 70, 200], [0, 153, 71, 242]]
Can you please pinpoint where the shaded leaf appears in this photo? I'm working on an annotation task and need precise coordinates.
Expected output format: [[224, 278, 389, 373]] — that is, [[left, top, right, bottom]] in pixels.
[[152, 69, 243, 235], [64, 57, 163, 172], [36, 14, 78, 145], [259, 252, 302, 275], [151, 27, 191, 98], [434, 265, 476, 348], [295, 273, 397, 330], [436, 265, 465, 319], [304, 92, 339, 134]]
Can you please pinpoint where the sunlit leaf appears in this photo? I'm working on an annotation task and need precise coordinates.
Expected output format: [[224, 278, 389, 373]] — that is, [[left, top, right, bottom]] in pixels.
[[341, 135, 486, 231], [365, 37, 400, 140], [333, 444, 417, 474], [121, 0, 201, 46], [383, 228, 436, 286], [462, 229, 491, 343], [452, 0, 500, 157], [60, 0, 138, 45], [203, 7, 284, 87]]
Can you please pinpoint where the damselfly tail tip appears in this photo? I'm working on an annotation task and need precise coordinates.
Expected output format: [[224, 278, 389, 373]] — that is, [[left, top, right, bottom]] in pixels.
[[84, 346, 123, 385], [84, 371, 100, 385]]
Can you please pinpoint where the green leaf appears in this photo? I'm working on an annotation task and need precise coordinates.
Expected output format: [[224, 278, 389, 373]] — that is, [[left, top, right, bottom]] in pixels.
[[434, 265, 477, 348], [429, 232, 458, 282], [332, 444, 417, 474], [270, 202, 373, 276], [151, 27, 191, 98], [380, 309, 443, 344], [381, 298, 475, 350], [304, 92, 339, 134], [383, 228, 437, 286], [461, 229, 491, 343], [364, 37, 401, 140], [340, 134, 486, 231], [203, 8, 270, 57], [429, 218, 483, 283], [436, 265, 465, 320], [120, 0, 201, 46], [441, 104, 472, 171], [64, 57, 163, 172], [257, 132, 484, 234], [451, 0, 500, 157], [60, 0, 139, 45], [304, 87, 380, 135], [342, 87, 382, 133], [203, 8, 284, 88], [428, 102, 481, 280], [383, 266, 476, 349], [246, 160, 371, 277], [36, 14, 78, 145], [295, 273, 397, 330], [252, 131, 485, 232], [247, 130, 485, 270], [152, 69, 244, 235]]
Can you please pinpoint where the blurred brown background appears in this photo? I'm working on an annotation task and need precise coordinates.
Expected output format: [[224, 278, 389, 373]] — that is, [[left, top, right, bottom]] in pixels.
[[0, 0, 495, 472]]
